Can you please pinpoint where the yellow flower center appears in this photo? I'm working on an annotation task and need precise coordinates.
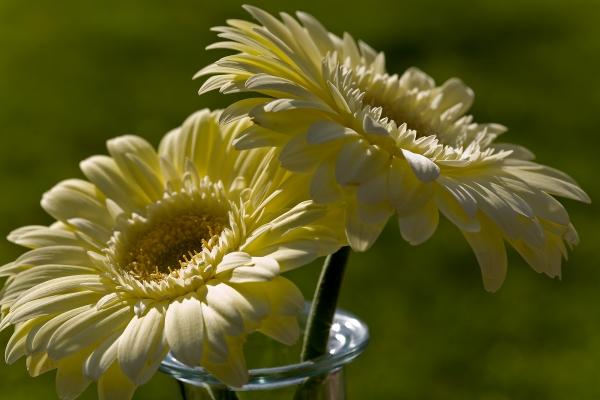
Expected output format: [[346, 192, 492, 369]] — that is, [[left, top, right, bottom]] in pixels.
[[355, 72, 432, 139], [365, 93, 429, 136], [124, 213, 226, 281]]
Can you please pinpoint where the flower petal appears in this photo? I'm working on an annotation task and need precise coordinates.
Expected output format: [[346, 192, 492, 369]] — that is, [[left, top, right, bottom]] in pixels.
[[229, 256, 279, 283], [97, 362, 137, 400], [215, 252, 253, 275], [398, 200, 439, 246], [26, 352, 56, 377], [48, 303, 131, 360], [85, 332, 121, 380], [56, 349, 92, 400], [41, 179, 113, 228], [307, 120, 352, 144], [345, 203, 388, 252], [310, 160, 342, 204], [463, 216, 508, 293], [401, 149, 440, 182], [200, 303, 230, 364], [259, 315, 300, 346], [164, 295, 205, 366], [7, 225, 83, 249], [80, 155, 149, 212], [202, 336, 248, 388], [117, 306, 167, 385]]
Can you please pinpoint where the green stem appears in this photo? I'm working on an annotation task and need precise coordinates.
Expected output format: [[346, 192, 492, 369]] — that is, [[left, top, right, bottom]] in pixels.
[[177, 379, 187, 400], [300, 246, 351, 361], [178, 381, 241, 400]]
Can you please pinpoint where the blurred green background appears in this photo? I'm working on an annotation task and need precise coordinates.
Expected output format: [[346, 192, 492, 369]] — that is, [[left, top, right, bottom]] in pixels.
[[1, 0, 599, 398]]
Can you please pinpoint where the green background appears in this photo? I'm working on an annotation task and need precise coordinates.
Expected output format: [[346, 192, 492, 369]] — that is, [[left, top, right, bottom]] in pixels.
[[1, 0, 599, 398]]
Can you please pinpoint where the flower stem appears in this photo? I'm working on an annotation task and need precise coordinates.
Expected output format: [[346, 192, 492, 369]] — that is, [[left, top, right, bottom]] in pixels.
[[177, 380, 240, 400], [177, 380, 187, 400], [300, 246, 350, 361]]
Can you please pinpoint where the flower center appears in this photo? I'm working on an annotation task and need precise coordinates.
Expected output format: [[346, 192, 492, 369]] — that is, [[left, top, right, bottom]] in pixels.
[[358, 78, 433, 139], [367, 96, 429, 136], [124, 213, 226, 281]]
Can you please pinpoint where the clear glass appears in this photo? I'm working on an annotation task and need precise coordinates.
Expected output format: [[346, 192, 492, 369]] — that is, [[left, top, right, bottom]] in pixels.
[[159, 305, 369, 400]]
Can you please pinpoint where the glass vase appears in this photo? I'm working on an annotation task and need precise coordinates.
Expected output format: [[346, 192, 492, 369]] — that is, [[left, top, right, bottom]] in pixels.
[[159, 305, 369, 400]]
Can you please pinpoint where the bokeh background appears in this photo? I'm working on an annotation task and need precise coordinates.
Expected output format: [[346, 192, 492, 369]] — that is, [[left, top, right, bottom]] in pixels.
[[1, 0, 599, 398]]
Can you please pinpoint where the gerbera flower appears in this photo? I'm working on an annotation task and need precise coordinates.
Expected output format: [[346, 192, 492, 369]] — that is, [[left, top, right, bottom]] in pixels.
[[0, 109, 344, 399], [197, 6, 590, 292]]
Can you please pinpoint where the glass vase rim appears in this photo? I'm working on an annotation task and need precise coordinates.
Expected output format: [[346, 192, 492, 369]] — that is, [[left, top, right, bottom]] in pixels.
[[159, 303, 369, 390]]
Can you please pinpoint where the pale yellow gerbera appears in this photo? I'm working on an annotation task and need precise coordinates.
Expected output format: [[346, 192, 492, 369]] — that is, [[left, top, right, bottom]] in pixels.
[[0, 109, 344, 399], [197, 6, 590, 292]]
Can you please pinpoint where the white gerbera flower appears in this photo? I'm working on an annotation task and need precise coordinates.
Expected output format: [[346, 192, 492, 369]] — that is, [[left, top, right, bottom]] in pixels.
[[0, 109, 343, 399], [197, 6, 590, 292]]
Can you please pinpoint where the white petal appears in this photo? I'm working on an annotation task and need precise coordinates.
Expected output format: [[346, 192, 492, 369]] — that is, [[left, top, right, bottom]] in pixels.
[[266, 240, 341, 271], [401, 149, 440, 182], [12, 275, 104, 308], [106, 135, 160, 174], [387, 158, 433, 216], [345, 204, 387, 252], [5, 292, 101, 328], [5, 317, 47, 364], [80, 155, 149, 212], [41, 180, 112, 228], [56, 350, 92, 400], [220, 98, 270, 125], [85, 332, 121, 380], [25, 305, 91, 354], [263, 277, 303, 316], [463, 216, 508, 293], [437, 176, 478, 217], [48, 304, 131, 360], [504, 161, 590, 203], [434, 185, 480, 233], [296, 11, 334, 55], [362, 115, 389, 136], [215, 252, 253, 275], [123, 152, 165, 201], [26, 352, 56, 377], [97, 362, 137, 400], [7, 225, 82, 249], [310, 160, 342, 204], [264, 98, 333, 114], [234, 125, 286, 149], [307, 121, 352, 144], [521, 190, 570, 226], [268, 201, 326, 233], [245, 73, 314, 98], [357, 172, 388, 205], [492, 143, 535, 160], [335, 140, 368, 185], [4, 245, 91, 277], [436, 78, 474, 116], [118, 306, 167, 385], [164, 295, 205, 366], [229, 256, 279, 283], [279, 133, 325, 172], [201, 336, 248, 388], [259, 315, 300, 346], [398, 200, 439, 246], [1, 265, 96, 308], [200, 304, 229, 364], [399, 67, 435, 90]]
